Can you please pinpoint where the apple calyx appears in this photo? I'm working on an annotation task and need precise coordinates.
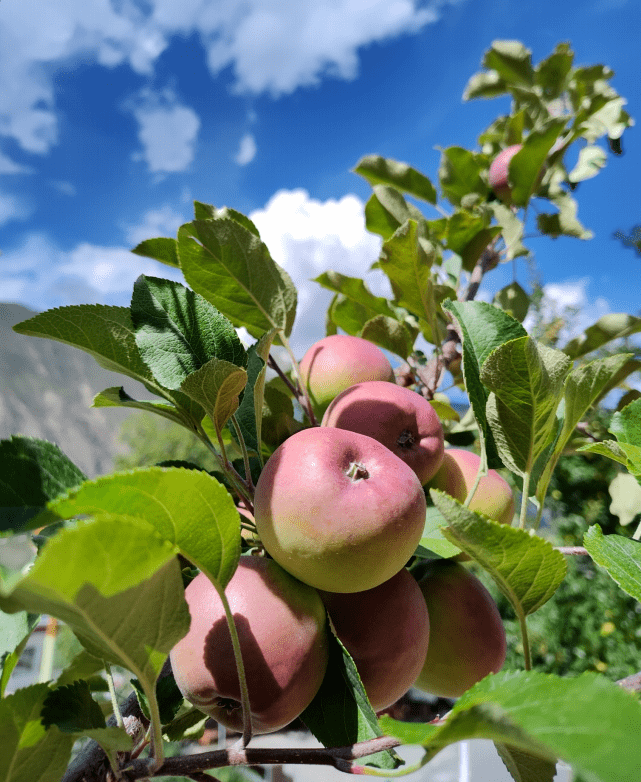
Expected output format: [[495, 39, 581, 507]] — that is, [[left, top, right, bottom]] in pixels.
[[397, 429, 416, 448], [346, 461, 370, 481]]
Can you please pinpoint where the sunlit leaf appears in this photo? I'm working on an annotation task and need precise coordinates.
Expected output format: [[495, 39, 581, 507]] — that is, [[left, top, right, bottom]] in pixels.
[[584, 524, 641, 602], [354, 155, 437, 204]]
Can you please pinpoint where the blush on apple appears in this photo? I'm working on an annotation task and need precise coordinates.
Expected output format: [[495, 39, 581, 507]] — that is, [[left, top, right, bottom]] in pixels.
[[170, 558, 329, 734], [254, 426, 426, 593]]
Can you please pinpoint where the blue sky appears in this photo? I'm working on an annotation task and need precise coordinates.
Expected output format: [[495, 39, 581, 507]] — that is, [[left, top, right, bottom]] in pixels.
[[0, 0, 639, 355]]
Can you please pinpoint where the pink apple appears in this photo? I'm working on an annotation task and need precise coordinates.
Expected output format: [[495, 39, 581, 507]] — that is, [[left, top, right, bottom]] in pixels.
[[170, 558, 329, 734], [298, 334, 395, 415], [414, 561, 506, 698], [488, 144, 523, 203], [254, 427, 426, 593], [320, 568, 430, 711], [428, 449, 515, 525], [321, 380, 445, 485]]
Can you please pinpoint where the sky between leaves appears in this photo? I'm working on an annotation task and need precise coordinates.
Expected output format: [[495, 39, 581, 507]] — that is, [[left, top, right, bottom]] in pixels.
[[0, 0, 639, 356]]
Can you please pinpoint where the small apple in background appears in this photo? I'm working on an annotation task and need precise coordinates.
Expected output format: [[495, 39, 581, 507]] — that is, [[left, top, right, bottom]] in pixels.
[[414, 561, 506, 698], [170, 558, 328, 734], [298, 334, 395, 416], [321, 380, 445, 485], [488, 144, 523, 203], [254, 426, 426, 593], [427, 448, 515, 525], [320, 568, 430, 712]]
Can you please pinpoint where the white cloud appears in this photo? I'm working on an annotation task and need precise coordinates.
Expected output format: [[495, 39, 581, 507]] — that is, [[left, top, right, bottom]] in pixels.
[[249, 189, 386, 354], [129, 90, 201, 173], [0, 232, 183, 310], [523, 278, 611, 343], [124, 204, 188, 247], [0, 191, 30, 226], [0, 0, 458, 154], [0, 152, 32, 175], [235, 133, 257, 165]]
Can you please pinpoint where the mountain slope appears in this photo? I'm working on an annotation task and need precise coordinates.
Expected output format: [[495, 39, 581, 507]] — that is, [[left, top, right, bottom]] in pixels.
[[0, 302, 144, 477]]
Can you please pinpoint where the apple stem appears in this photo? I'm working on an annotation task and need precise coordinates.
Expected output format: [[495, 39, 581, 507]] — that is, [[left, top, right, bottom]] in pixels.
[[277, 332, 319, 426]]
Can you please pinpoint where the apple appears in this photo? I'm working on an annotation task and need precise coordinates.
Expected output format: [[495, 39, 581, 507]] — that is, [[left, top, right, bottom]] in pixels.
[[169, 558, 329, 734], [427, 449, 515, 525], [321, 380, 445, 485], [488, 144, 523, 203], [414, 561, 506, 698], [298, 334, 395, 416], [320, 568, 430, 711], [254, 426, 426, 593]]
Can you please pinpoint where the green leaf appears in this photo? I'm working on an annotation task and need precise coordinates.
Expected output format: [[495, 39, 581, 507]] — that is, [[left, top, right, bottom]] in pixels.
[[562, 313, 641, 359], [378, 220, 442, 340], [535, 353, 633, 505], [584, 525, 641, 602], [131, 236, 179, 268], [495, 743, 557, 782], [483, 40, 534, 87], [481, 336, 572, 477], [193, 202, 261, 237], [0, 523, 190, 740], [432, 491, 566, 616], [493, 282, 530, 323], [381, 669, 641, 782], [12, 305, 205, 423], [41, 680, 132, 770], [92, 386, 195, 428], [510, 119, 567, 206], [609, 472, 641, 526], [568, 145, 607, 183], [446, 210, 498, 272], [463, 70, 508, 101], [314, 270, 395, 320], [418, 506, 462, 559], [0, 610, 39, 696], [42, 466, 241, 590], [41, 679, 106, 732], [534, 42, 574, 100], [360, 315, 417, 360], [490, 203, 528, 260], [300, 632, 399, 770], [364, 185, 424, 240], [354, 155, 437, 204], [0, 684, 75, 782], [537, 193, 593, 239], [0, 436, 86, 534], [231, 332, 277, 457], [178, 218, 297, 339], [609, 398, 641, 475], [131, 671, 185, 726], [131, 275, 247, 391], [442, 300, 527, 468], [438, 147, 489, 206], [55, 649, 106, 688], [181, 357, 248, 441]]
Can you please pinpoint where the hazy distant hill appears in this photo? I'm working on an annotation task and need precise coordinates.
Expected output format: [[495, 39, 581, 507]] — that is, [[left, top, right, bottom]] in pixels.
[[0, 301, 143, 477]]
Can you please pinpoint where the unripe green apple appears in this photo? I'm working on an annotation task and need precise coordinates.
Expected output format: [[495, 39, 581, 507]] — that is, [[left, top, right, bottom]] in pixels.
[[298, 334, 395, 416], [321, 380, 445, 485], [254, 427, 426, 593], [320, 568, 430, 712], [427, 449, 515, 525], [170, 558, 329, 734], [414, 561, 506, 698]]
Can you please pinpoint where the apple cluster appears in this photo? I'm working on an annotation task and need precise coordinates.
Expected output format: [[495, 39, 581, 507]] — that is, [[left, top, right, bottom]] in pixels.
[[170, 335, 511, 733]]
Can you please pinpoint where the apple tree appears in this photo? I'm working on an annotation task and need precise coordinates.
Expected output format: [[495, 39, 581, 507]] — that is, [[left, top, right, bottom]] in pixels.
[[1, 40, 640, 782]]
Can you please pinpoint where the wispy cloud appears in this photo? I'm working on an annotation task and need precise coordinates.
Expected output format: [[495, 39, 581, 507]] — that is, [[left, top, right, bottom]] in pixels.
[[235, 133, 257, 166]]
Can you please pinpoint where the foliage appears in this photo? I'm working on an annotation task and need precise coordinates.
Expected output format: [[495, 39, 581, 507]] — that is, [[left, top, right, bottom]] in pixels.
[[1, 39, 640, 782]]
